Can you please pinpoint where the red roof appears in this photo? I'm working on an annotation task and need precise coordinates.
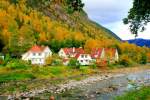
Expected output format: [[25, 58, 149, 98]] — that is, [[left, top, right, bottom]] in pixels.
[[75, 53, 81, 59], [91, 48, 103, 59], [62, 48, 84, 55], [29, 45, 47, 52]]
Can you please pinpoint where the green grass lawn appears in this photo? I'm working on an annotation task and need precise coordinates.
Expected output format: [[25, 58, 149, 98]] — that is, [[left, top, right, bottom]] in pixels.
[[115, 86, 150, 100], [0, 64, 97, 83]]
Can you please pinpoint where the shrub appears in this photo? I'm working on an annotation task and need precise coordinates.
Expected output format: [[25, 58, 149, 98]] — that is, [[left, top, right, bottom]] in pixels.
[[3, 54, 11, 65], [0, 57, 4, 65], [140, 53, 147, 64], [52, 59, 63, 66], [68, 58, 80, 69], [119, 55, 133, 67], [6, 59, 31, 70], [91, 61, 97, 69], [45, 56, 53, 65]]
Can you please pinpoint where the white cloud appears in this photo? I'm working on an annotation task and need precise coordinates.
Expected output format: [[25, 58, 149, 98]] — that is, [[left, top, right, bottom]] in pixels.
[[104, 22, 150, 40], [82, 0, 150, 40], [83, 0, 133, 24]]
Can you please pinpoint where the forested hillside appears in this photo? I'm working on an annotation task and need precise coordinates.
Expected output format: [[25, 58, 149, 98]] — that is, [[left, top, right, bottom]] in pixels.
[[0, 0, 149, 65], [0, 0, 120, 55]]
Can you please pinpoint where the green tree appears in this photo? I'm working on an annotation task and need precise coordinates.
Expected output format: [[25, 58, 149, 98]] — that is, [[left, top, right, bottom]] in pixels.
[[50, 39, 61, 53], [66, 0, 84, 13], [26, 0, 51, 8], [124, 0, 150, 37], [140, 53, 147, 64]]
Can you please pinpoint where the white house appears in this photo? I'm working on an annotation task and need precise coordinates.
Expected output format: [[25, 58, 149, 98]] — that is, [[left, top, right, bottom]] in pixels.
[[22, 45, 52, 65], [75, 53, 92, 66], [58, 47, 84, 58]]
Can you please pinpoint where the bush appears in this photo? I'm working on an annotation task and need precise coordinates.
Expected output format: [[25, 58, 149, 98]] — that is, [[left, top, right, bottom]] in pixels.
[[119, 55, 133, 67], [68, 58, 80, 69], [91, 61, 97, 69], [52, 59, 63, 66], [3, 54, 11, 65], [140, 53, 147, 64], [45, 56, 52, 65], [6, 59, 31, 70], [0, 57, 4, 65]]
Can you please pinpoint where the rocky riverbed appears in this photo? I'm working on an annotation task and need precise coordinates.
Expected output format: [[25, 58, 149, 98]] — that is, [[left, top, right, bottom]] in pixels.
[[7, 73, 115, 99], [1, 68, 150, 100]]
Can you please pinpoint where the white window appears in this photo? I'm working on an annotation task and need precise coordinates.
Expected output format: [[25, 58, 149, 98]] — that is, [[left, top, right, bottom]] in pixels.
[[33, 53, 36, 56], [85, 55, 87, 58], [81, 55, 84, 58], [45, 52, 48, 56]]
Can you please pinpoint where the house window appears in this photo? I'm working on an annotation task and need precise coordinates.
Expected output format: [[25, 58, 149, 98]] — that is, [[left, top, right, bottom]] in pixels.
[[86, 60, 88, 62], [32, 58, 34, 61], [80, 60, 83, 62], [85, 55, 87, 58], [45, 52, 48, 56], [39, 59, 41, 62], [33, 53, 36, 56], [81, 55, 84, 58], [38, 53, 41, 56]]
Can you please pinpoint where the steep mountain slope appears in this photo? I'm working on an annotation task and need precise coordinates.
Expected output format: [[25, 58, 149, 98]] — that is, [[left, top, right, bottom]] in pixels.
[[35, 1, 120, 40], [0, 0, 120, 54]]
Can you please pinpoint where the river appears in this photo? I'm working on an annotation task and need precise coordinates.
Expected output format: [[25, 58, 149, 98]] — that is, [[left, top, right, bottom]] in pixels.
[[1, 70, 150, 100], [36, 70, 150, 100]]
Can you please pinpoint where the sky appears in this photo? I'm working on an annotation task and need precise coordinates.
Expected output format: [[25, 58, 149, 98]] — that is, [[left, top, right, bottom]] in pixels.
[[83, 0, 150, 40]]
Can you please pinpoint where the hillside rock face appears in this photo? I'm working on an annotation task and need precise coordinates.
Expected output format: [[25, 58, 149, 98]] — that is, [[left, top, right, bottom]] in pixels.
[[36, 1, 121, 41]]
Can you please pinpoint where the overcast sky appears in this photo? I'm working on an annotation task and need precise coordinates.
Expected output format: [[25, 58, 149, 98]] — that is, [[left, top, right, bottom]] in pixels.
[[83, 0, 150, 40]]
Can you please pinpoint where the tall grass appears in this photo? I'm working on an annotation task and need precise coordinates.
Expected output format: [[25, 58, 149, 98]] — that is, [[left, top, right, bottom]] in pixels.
[[115, 86, 150, 100]]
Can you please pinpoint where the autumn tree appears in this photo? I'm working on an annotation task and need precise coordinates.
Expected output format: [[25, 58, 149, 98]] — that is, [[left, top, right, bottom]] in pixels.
[[84, 39, 99, 53]]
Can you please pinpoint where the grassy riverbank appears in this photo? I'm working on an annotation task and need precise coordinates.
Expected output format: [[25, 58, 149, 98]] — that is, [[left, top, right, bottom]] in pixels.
[[0, 65, 96, 83], [115, 86, 150, 100]]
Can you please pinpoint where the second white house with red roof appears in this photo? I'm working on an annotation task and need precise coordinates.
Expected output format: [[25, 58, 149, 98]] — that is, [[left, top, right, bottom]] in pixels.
[[75, 53, 92, 66], [22, 45, 52, 65], [58, 47, 84, 58], [58, 47, 92, 66]]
